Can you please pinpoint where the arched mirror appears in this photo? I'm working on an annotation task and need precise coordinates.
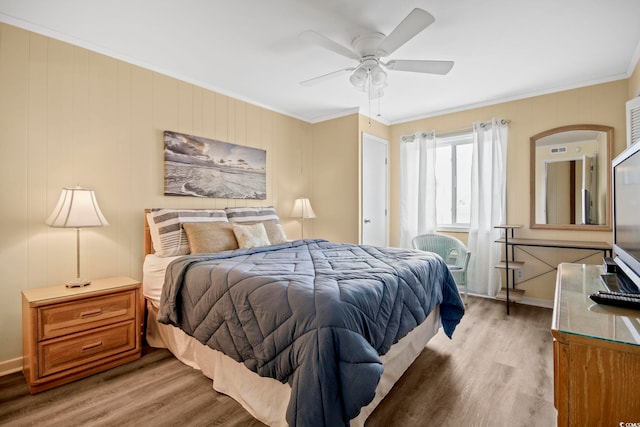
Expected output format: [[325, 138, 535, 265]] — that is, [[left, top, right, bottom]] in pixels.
[[530, 124, 613, 231]]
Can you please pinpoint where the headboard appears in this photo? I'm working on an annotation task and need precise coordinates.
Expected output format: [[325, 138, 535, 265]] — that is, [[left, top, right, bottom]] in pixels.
[[144, 209, 153, 257]]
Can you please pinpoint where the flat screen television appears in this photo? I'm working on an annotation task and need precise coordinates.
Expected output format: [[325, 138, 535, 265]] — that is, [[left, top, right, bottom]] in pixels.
[[612, 141, 640, 291]]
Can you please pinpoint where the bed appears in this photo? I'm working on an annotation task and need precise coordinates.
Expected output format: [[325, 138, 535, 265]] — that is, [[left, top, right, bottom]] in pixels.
[[142, 208, 465, 427]]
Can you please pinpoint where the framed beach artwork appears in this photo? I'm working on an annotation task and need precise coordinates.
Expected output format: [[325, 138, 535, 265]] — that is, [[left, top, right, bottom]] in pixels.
[[164, 130, 266, 199]]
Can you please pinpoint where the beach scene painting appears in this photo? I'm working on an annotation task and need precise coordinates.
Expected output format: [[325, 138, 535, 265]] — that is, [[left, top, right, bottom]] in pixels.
[[164, 131, 266, 199]]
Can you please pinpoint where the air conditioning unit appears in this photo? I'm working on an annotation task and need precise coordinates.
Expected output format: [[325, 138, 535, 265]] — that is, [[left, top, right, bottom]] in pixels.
[[550, 146, 567, 154], [627, 96, 640, 148]]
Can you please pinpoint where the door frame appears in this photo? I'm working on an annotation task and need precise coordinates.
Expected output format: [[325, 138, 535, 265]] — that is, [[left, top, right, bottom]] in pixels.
[[360, 132, 389, 246]]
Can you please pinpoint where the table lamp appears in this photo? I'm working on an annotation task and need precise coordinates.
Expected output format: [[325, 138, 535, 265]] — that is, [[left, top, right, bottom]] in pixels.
[[45, 186, 109, 287], [290, 197, 316, 239]]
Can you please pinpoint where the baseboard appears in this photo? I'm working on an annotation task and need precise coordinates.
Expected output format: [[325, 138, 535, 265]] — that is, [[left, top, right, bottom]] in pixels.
[[521, 296, 554, 309], [465, 292, 554, 309], [0, 356, 23, 377]]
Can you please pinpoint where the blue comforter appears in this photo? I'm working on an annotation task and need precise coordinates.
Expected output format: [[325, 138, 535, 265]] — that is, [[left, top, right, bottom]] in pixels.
[[157, 239, 464, 426]]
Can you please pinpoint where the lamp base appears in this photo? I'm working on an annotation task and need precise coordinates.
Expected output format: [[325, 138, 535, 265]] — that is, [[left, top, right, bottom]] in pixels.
[[65, 278, 91, 288]]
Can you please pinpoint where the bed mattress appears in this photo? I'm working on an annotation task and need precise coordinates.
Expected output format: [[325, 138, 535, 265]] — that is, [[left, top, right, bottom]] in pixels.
[[143, 240, 463, 426], [146, 302, 440, 427]]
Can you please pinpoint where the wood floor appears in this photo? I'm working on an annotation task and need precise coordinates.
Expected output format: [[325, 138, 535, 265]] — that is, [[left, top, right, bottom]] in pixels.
[[0, 296, 555, 427]]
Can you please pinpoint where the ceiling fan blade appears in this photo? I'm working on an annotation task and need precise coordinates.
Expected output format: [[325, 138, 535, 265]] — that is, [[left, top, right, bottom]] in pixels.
[[299, 68, 355, 87], [376, 8, 435, 57], [299, 30, 361, 61], [385, 60, 454, 75]]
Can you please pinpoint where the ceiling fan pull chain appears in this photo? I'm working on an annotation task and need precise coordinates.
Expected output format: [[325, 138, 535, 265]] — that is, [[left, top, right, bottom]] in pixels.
[[368, 70, 372, 126]]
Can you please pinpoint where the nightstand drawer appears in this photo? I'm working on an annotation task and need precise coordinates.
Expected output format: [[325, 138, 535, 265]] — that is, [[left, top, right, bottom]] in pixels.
[[38, 291, 136, 340], [38, 320, 136, 377]]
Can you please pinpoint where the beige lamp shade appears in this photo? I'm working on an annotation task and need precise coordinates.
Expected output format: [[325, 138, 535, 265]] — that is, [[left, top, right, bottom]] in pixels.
[[290, 197, 315, 239], [290, 197, 316, 219], [46, 186, 109, 228], [45, 186, 108, 287]]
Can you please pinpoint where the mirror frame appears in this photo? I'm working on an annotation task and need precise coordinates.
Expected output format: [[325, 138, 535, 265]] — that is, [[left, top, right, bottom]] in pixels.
[[530, 124, 613, 231]]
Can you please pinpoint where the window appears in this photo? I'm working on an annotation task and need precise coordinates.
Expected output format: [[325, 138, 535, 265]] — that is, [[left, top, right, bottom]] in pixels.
[[435, 131, 473, 229]]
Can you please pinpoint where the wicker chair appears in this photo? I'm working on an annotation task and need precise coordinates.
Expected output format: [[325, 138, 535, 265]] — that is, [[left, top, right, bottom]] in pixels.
[[412, 233, 470, 296]]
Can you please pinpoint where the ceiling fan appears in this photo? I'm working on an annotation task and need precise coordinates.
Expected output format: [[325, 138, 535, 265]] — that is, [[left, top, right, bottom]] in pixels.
[[299, 8, 453, 98]]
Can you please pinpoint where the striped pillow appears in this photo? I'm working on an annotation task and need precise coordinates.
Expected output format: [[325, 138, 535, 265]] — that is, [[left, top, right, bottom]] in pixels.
[[224, 206, 281, 223], [148, 209, 228, 257]]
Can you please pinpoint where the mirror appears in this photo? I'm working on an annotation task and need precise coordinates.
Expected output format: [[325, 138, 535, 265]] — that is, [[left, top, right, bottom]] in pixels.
[[530, 124, 613, 230]]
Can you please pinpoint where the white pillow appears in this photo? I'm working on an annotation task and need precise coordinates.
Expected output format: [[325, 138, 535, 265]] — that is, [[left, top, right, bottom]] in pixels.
[[225, 206, 286, 242], [148, 209, 228, 257], [239, 220, 287, 245], [232, 223, 271, 249]]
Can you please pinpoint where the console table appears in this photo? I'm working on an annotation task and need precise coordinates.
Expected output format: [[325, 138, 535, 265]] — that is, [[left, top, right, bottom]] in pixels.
[[494, 227, 611, 313], [552, 263, 640, 425], [494, 225, 524, 314], [494, 237, 611, 258]]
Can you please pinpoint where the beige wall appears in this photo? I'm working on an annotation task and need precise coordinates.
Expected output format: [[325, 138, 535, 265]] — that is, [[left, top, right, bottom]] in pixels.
[[310, 114, 360, 243], [389, 80, 629, 302], [1, 20, 638, 365], [0, 24, 311, 363], [358, 114, 391, 141], [309, 113, 389, 244], [629, 58, 640, 98]]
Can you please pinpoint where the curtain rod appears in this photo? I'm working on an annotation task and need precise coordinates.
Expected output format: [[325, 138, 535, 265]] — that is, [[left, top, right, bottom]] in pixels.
[[401, 131, 435, 142], [401, 118, 511, 142], [479, 118, 510, 128], [436, 126, 472, 138]]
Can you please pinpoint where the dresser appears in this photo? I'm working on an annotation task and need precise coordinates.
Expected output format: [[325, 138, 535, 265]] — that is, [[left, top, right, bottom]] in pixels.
[[552, 263, 640, 425], [22, 276, 143, 393]]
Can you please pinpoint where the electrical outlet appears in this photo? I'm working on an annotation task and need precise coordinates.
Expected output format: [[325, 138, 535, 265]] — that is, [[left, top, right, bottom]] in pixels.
[[517, 270, 524, 279]]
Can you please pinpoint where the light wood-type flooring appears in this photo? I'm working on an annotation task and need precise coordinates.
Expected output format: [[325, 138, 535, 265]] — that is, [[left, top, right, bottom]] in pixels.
[[0, 296, 555, 426]]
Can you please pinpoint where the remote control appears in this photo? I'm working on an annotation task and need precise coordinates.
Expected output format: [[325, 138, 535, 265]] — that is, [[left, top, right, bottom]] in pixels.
[[589, 291, 640, 310]]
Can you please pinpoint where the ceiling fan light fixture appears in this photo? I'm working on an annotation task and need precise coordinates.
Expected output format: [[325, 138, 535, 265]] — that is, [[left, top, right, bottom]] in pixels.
[[370, 65, 387, 87], [349, 67, 368, 89]]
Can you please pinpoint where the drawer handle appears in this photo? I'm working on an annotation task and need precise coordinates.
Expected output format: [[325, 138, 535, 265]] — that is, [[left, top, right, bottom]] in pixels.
[[80, 308, 103, 318], [82, 341, 103, 351]]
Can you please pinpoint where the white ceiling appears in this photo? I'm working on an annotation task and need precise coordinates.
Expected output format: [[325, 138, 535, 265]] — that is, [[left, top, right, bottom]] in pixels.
[[1, 0, 640, 124]]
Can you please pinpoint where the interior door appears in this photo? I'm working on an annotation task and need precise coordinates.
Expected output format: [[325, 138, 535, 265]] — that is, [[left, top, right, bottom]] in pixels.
[[361, 133, 388, 246], [582, 154, 597, 224]]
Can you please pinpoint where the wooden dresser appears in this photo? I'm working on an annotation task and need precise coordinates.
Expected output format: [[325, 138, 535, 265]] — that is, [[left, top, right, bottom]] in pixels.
[[552, 263, 640, 425], [22, 276, 143, 393]]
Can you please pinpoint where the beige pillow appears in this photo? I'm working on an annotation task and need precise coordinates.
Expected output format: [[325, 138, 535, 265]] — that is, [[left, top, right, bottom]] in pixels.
[[148, 208, 228, 256], [243, 220, 287, 244], [183, 222, 239, 254], [232, 223, 271, 249]]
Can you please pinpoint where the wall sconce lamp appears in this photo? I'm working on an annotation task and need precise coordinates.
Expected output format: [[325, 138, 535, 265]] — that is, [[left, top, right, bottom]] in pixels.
[[45, 186, 109, 287], [290, 197, 316, 239]]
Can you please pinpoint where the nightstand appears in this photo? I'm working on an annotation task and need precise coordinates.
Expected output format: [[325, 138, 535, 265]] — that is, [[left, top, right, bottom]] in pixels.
[[21, 276, 143, 393]]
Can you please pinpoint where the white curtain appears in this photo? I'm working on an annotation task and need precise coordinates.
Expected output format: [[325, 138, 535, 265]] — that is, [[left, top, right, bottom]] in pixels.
[[399, 131, 437, 248], [466, 119, 508, 296]]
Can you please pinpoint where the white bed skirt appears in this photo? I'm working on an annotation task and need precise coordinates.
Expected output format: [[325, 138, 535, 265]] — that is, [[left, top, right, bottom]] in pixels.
[[146, 302, 441, 427]]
